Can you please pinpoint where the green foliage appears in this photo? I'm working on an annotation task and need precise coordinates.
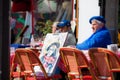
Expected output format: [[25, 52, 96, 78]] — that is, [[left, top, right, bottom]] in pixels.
[[35, 20, 53, 37], [42, 20, 53, 35]]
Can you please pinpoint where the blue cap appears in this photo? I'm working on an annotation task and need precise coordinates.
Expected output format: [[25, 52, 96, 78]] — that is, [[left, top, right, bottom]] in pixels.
[[89, 16, 106, 24], [57, 20, 71, 27]]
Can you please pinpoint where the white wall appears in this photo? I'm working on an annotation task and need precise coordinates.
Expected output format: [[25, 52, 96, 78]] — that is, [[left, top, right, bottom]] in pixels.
[[78, 0, 100, 43]]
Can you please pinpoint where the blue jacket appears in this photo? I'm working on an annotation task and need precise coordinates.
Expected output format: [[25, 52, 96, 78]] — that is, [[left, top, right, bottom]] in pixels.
[[76, 27, 112, 50]]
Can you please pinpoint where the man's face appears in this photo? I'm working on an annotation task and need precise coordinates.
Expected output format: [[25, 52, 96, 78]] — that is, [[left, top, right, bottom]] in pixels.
[[52, 27, 56, 33], [91, 20, 103, 33], [58, 26, 68, 32]]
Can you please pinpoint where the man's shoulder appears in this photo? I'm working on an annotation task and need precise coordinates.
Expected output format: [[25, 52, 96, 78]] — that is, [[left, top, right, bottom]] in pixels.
[[67, 32, 76, 39], [92, 29, 110, 39], [96, 28, 109, 35]]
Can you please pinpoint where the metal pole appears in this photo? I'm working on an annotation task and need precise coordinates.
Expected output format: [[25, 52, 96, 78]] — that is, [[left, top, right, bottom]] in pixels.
[[0, 0, 10, 80], [99, 0, 106, 17]]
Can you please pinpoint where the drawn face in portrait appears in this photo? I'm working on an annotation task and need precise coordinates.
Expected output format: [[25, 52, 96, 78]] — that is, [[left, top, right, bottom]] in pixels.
[[46, 42, 60, 57]]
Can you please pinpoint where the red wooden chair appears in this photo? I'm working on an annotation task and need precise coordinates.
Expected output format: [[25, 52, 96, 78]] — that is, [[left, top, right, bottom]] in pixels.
[[59, 47, 93, 80], [10, 48, 61, 80], [27, 48, 40, 56], [88, 48, 120, 80]]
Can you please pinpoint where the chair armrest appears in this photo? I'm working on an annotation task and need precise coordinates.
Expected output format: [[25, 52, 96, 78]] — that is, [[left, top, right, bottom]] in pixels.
[[32, 63, 39, 66], [78, 66, 88, 69], [110, 68, 120, 72]]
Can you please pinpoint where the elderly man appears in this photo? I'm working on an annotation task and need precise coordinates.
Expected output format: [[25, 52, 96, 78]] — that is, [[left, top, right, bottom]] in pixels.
[[76, 16, 112, 50]]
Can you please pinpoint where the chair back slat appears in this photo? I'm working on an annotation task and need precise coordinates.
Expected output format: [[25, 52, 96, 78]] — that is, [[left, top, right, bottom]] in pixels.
[[60, 48, 78, 72], [18, 52, 32, 71], [75, 50, 88, 67]]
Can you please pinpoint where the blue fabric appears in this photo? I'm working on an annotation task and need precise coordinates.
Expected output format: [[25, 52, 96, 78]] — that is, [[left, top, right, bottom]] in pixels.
[[54, 67, 61, 74], [57, 20, 71, 27], [89, 16, 106, 24], [11, 44, 30, 49], [76, 27, 112, 50]]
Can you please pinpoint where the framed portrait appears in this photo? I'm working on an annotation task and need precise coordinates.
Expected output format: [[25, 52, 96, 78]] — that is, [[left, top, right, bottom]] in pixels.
[[34, 32, 68, 76]]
